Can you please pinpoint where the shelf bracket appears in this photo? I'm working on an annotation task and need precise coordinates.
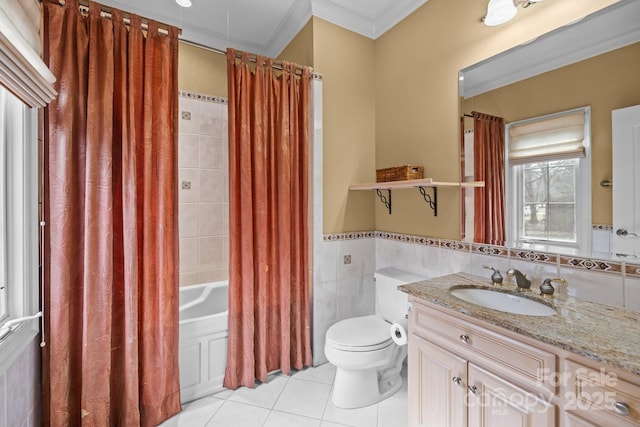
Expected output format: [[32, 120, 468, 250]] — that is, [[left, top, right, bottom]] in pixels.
[[418, 186, 437, 216], [375, 189, 392, 214]]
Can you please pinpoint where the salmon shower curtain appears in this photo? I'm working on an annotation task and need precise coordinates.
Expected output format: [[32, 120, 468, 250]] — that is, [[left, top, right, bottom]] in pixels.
[[224, 49, 313, 389], [473, 111, 506, 246], [42, 1, 181, 425]]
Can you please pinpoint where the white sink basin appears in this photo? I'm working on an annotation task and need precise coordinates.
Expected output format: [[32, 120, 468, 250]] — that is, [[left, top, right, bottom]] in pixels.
[[450, 288, 556, 316]]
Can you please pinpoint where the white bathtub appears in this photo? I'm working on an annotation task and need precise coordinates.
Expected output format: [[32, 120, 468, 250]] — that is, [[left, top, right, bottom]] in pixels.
[[179, 281, 228, 403]]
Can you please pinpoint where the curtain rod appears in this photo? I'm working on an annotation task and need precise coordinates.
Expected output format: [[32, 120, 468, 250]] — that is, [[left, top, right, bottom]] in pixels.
[[180, 38, 322, 79], [55, 0, 182, 35]]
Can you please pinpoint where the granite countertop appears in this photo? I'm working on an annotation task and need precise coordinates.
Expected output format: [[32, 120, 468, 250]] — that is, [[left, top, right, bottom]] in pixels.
[[399, 272, 640, 377]]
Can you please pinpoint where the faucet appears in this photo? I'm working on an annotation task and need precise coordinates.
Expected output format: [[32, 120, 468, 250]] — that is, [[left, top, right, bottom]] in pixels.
[[482, 265, 503, 285], [506, 269, 531, 290], [539, 278, 566, 296]]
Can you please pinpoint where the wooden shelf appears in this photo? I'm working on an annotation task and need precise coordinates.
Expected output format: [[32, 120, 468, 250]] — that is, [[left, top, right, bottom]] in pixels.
[[349, 178, 484, 216], [349, 178, 484, 191]]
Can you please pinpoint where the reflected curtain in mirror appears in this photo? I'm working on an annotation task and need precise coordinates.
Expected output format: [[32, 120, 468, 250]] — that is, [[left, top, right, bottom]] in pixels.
[[473, 112, 506, 245], [224, 49, 312, 389], [42, 1, 181, 425]]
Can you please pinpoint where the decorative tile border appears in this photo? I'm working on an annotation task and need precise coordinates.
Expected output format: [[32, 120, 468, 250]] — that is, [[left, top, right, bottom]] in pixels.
[[415, 236, 439, 247], [472, 244, 509, 258], [179, 90, 227, 104], [593, 224, 613, 231], [440, 239, 470, 252], [559, 256, 623, 274], [322, 230, 637, 277], [625, 263, 640, 278], [510, 249, 557, 265], [375, 231, 415, 243], [323, 231, 375, 241]]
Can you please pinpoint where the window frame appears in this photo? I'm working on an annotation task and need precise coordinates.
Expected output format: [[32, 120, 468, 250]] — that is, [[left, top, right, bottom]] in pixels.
[[0, 86, 40, 372], [506, 107, 592, 255]]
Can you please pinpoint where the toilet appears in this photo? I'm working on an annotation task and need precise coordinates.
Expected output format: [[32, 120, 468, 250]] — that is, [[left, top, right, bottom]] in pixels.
[[324, 268, 424, 408]]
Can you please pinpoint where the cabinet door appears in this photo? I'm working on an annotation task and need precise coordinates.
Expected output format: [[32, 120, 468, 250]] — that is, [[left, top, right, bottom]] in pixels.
[[409, 334, 467, 427], [564, 412, 600, 427], [467, 363, 555, 427]]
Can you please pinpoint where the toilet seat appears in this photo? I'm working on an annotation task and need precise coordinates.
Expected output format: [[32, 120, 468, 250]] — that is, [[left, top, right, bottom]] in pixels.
[[326, 315, 392, 352]]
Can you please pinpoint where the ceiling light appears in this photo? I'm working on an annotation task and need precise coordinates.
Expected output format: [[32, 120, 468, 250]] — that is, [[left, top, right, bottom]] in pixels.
[[176, 0, 192, 7], [483, 0, 517, 26], [483, 0, 544, 26]]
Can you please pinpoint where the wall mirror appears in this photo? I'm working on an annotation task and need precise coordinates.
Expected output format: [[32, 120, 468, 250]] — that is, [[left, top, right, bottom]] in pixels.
[[458, 0, 640, 258]]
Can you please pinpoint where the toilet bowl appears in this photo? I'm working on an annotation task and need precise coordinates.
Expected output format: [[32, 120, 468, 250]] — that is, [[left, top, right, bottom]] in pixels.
[[324, 268, 424, 409]]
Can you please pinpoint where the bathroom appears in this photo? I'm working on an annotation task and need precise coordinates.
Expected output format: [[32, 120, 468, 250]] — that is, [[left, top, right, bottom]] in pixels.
[[1, 0, 639, 426]]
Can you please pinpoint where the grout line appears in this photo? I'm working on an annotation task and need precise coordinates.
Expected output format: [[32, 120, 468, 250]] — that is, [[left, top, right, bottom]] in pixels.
[[319, 382, 333, 424], [202, 397, 225, 426]]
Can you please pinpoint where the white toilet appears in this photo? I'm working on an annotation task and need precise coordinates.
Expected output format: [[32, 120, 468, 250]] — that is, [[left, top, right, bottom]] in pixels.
[[324, 268, 424, 408]]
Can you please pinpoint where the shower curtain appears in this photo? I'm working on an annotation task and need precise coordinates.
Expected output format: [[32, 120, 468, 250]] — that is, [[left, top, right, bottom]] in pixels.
[[42, 1, 181, 425], [473, 111, 506, 246], [224, 49, 313, 389]]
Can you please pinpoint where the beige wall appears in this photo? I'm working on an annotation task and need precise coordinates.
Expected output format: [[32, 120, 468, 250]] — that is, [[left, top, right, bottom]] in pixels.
[[278, 19, 314, 67], [177, 0, 620, 236], [374, 0, 618, 239], [178, 41, 227, 97], [461, 42, 640, 226], [311, 17, 377, 233]]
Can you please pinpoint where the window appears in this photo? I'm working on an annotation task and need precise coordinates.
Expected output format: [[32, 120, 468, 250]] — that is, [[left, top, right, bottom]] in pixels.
[[0, 85, 39, 368], [0, 0, 54, 371], [507, 107, 591, 254]]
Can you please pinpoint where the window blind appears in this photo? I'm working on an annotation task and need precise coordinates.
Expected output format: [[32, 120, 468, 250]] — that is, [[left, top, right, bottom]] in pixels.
[[508, 109, 586, 165], [0, 0, 56, 108]]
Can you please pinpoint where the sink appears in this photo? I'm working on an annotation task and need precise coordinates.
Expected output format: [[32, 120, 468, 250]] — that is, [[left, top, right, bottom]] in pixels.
[[450, 288, 556, 316]]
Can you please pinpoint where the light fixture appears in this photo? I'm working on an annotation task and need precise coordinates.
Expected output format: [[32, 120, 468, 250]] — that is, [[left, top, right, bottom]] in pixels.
[[176, 0, 192, 7], [483, 0, 543, 26], [483, 0, 517, 26]]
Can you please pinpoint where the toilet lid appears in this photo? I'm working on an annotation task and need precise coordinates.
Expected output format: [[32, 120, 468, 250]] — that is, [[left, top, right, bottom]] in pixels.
[[326, 315, 392, 350]]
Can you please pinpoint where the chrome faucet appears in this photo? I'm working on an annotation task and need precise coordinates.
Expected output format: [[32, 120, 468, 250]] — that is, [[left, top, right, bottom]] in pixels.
[[506, 269, 531, 290]]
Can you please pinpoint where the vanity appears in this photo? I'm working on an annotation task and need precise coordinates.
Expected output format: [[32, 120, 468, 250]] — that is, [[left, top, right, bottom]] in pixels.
[[400, 273, 640, 427]]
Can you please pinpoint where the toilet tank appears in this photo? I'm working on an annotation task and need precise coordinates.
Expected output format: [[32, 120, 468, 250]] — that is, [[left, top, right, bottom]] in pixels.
[[374, 268, 424, 327]]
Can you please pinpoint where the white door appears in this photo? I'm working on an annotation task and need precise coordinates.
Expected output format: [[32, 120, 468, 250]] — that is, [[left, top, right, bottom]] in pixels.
[[612, 105, 640, 257]]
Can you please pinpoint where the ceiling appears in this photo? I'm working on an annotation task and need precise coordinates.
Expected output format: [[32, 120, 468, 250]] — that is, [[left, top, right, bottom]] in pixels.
[[96, 0, 428, 57]]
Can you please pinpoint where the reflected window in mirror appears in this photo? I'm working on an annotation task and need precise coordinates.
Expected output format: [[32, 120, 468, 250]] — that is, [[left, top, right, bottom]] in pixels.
[[506, 107, 592, 255]]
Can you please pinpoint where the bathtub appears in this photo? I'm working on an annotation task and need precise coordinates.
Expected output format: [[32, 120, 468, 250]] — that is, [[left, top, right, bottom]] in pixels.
[[179, 281, 228, 403]]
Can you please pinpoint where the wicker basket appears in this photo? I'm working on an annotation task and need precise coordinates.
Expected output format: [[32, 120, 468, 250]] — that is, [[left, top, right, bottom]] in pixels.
[[376, 165, 424, 183]]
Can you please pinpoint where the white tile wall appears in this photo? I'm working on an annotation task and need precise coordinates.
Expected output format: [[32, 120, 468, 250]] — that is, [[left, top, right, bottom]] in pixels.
[[625, 277, 640, 311], [560, 266, 624, 307], [312, 238, 375, 365], [0, 336, 41, 427], [178, 94, 228, 287]]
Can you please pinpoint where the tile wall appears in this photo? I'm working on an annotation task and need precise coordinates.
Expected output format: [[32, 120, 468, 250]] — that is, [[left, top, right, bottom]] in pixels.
[[0, 335, 41, 427], [178, 92, 229, 287], [311, 230, 640, 365]]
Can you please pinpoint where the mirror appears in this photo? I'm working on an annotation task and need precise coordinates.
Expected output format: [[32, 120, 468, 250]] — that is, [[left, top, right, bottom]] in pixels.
[[458, 0, 640, 258]]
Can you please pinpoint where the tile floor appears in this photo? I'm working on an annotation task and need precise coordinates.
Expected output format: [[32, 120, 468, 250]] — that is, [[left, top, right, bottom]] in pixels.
[[159, 363, 408, 427]]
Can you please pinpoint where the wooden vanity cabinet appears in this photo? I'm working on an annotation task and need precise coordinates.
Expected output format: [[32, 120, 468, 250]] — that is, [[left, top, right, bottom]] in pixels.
[[563, 359, 640, 426], [408, 297, 557, 427], [407, 296, 640, 427]]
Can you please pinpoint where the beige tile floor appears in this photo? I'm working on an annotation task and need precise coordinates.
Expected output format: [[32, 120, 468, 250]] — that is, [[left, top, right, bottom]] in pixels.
[[159, 363, 408, 427]]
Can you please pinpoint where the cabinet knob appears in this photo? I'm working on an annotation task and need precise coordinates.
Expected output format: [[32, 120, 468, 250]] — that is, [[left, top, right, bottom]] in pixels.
[[614, 401, 630, 416], [460, 335, 470, 344], [467, 385, 478, 395], [452, 376, 463, 386]]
